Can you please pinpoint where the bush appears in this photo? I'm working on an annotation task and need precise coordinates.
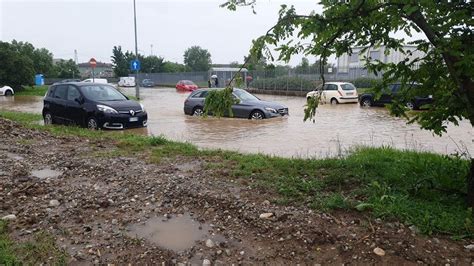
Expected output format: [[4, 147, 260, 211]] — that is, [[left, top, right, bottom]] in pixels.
[[352, 77, 381, 88], [251, 76, 320, 92]]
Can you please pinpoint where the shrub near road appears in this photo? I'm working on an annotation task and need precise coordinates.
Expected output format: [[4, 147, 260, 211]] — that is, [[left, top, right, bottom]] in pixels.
[[0, 111, 472, 264]]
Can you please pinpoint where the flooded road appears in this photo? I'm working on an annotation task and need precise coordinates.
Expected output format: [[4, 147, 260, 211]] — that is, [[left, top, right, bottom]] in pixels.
[[1, 88, 473, 158]]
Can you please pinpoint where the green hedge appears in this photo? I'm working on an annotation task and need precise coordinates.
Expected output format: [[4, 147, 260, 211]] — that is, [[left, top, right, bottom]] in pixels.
[[251, 77, 321, 92], [351, 77, 381, 88]]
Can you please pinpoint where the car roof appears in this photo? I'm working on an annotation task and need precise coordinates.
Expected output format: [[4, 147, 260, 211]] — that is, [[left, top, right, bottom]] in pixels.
[[323, 82, 354, 85], [52, 82, 114, 86]]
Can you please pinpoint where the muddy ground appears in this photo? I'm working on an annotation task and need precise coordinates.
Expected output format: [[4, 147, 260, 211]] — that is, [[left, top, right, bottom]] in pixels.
[[1, 117, 473, 265]]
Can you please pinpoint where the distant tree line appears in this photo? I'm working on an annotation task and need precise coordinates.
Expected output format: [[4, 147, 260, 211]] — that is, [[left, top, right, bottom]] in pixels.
[[0, 40, 80, 89], [111, 45, 212, 77]]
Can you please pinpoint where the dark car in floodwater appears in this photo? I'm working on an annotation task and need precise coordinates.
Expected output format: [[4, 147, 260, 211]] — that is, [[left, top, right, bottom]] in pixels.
[[141, 79, 155, 87], [42, 82, 147, 130], [184, 88, 289, 119], [358, 83, 433, 110]]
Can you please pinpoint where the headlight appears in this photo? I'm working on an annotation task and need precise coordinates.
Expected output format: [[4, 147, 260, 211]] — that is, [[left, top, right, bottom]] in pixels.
[[97, 104, 118, 114], [265, 107, 277, 113], [140, 103, 146, 112]]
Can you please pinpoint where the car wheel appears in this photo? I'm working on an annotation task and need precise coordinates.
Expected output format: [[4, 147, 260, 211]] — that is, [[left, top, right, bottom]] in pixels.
[[43, 112, 53, 125], [5, 90, 13, 96], [87, 117, 99, 130], [360, 98, 373, 107], [406, 101, 416, 110], [250, 110, 265, 120], [192, 106, 204, 116], [330, 98, 338, 105]]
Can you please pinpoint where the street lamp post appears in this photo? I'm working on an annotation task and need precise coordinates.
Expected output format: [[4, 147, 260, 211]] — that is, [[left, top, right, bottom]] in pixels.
[[133, 0, 140, 99]]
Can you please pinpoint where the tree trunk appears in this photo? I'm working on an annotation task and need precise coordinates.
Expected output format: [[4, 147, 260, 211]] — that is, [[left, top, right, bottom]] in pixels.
[[466, 78, 474, 208], [468, 159, 474, 209]]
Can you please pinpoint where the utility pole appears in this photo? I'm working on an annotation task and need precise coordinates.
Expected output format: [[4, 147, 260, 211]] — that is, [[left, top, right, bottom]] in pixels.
[[133, 0, 140, 99], [150, 44, 153, 56], [74, 49, 78, 79]]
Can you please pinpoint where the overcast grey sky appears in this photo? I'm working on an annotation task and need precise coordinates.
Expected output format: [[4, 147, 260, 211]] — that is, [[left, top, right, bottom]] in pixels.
[[1, 0, 324, 66]]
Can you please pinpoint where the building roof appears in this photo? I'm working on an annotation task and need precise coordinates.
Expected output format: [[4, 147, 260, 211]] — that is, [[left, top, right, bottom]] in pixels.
[[77, 62, 112, 68]]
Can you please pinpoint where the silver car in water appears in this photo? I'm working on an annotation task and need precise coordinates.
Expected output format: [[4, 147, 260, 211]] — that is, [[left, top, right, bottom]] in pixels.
[[184, 88, 289, 119]]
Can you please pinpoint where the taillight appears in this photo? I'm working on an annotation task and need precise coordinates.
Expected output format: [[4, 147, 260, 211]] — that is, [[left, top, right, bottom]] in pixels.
[[337, 90, 343, 96]]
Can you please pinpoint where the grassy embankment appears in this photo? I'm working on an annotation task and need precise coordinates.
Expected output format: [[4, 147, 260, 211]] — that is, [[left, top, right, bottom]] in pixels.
[[0, 220, 67, 264], [14, 86, 49, 96], [0, 110, 472, 238]]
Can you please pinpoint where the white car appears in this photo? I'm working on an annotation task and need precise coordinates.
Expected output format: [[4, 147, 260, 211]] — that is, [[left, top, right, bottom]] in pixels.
[[0, 86, 14, 96], [82, 78, 108, 84], [118, 77, 136, 87], [306, 82, 358, 104]]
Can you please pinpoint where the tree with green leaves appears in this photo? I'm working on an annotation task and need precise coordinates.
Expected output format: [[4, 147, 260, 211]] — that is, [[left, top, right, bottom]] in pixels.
[[0, 41, 35, 89], [295, 57, 310, 74], [53, 59, 80, 79], [10, 40, 55, 77], [162, 61, 188, 73], [220, 1, 474, 206], [142, 55, 164, 73], [183, 46, 212, 72], [111, 46, 131, 77]]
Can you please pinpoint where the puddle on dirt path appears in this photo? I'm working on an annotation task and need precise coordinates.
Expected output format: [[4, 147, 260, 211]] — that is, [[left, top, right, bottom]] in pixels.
[[175, 161, 201, 172], [31, 168, 62, 179], [6, 152, 24, 160], [127, 213, 224, 252]]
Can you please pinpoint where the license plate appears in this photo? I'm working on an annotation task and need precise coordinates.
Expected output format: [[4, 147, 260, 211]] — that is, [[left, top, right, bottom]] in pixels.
[[346, 92, 353, 95], [129, 117, 138, 122]]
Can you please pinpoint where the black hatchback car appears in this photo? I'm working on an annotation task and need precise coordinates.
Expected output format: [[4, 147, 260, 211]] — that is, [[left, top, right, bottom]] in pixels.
[[358, 83, 433, 110], [42, 82, 147, 129]]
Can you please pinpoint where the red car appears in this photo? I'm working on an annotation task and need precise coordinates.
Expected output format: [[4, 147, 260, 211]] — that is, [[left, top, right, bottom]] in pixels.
[[176, 80, 198, 92]]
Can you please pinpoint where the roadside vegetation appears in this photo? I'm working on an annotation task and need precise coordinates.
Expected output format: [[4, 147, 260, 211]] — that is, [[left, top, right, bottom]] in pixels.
[[1, 110, 472, 238], [14, 86, 48, 96], [0, 220, 66, 265]]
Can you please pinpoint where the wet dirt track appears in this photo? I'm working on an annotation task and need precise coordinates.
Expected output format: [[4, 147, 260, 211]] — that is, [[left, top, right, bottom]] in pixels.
[[1, 118, 473, 264], [1, 87, 473, 158]]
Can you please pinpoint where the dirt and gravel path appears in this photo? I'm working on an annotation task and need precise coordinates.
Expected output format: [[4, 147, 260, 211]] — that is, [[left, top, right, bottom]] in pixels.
[[1, 117, 473, 265]]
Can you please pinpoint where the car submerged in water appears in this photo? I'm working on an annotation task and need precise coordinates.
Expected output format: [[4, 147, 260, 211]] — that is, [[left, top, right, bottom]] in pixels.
[[184, 88, 289, 119], [358, 82, 433, 110], [42, 82, 147, 130]]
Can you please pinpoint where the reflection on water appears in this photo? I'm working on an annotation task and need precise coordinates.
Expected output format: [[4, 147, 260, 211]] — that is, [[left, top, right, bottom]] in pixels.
[[0, 95, 44, 113], [126, 213, 224, 252], [2, 88, 473, 158]]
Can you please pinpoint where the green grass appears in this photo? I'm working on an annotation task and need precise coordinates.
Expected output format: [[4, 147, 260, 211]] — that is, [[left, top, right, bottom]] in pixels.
[[0, 110, 472, 237], [0, 221, 17, 264], [14, 86, 48, 96], [0, 221, 66, 265]]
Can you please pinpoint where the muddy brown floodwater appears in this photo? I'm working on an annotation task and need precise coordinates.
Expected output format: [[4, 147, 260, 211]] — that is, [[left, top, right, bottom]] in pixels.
[[1, 88, 473, 158]]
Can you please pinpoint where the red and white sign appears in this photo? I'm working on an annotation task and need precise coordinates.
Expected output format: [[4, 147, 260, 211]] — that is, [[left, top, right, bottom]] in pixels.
[[89, 58, 97, 68]]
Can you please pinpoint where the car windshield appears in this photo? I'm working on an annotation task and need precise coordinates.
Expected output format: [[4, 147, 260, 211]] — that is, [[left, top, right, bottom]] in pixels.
[[233, 89, 259, 101], [341, 83, 356, 91], [183, 80, 195, 85], [80, 85, 127, 101]]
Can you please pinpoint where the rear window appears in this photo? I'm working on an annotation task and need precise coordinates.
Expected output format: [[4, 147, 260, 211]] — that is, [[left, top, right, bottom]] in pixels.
[[53, 85, 67, 99], [324, 84, 338, 91], [340, 83, 356, 91], [46, 86, 56, 97], [191, 90, 208, 98]]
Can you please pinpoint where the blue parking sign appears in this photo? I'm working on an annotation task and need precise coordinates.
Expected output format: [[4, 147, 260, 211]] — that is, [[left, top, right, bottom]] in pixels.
[[130, 59, 141, 71]]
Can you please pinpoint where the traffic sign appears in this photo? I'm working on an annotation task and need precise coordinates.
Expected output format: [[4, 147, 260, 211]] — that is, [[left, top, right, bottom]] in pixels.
[[130, 59, 141, 71], [89, 58, 97, 68]]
